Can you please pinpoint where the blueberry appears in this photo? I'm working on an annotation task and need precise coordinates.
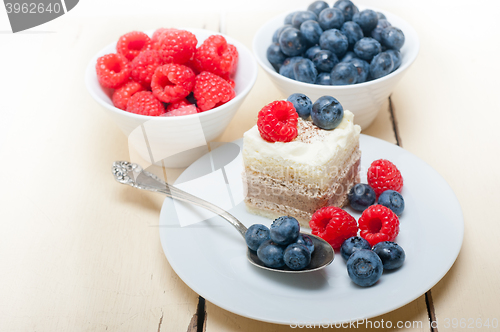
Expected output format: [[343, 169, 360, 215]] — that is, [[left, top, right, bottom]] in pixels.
[[386, 49, 401, 72], [376, 11, 387, 20], [312, 50, 339, 73], [279, 28, 309, 56], [284, 243, 311, 270], [270, 216, 300, 246], [340, 51, 356, 62], [316, 72, 332, 85], [353, 37, 382, 62], [287, 93, 313, 120], [372, 241, 405, 270], [307, 0, 330, 16], [370, 19, 391, 43], [284, 11, 298, 25], [279, 56, 303, 80], [296, 234, 315, 253], [333, 0, 359, 22], [293, 58, 318, 83], [267, 43, 287, 71], [305, 45, 323, 60], [272, 24, 292, 43], [340, 236, 371, 261], [330, 62, 357, 85], [300, 20, 323, 46], [348, 183, 376, 211], [346, 249, 383, 287], [319, 29, 348, 58], [349, 58, 370, 83], [257, 240, 285, 268], [291, 11, 318, 29], [378, 190, 405, 215], [317, 8, 345, 30], [370, 52, 394, 79], [352, 9, 378, 34], [311, 96, 344, 130], [340, 21, 364, 49], [381, 26, 405, 50], [245, 224, 271, 251]]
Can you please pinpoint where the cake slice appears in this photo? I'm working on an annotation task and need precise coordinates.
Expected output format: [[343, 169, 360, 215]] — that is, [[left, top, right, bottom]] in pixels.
[[242, 110, 361, 227]]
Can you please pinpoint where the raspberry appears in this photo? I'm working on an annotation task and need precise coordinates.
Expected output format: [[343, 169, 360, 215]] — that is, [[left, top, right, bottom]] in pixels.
[[257, 100, 298, 142], [166, 98, 199, 113], [309, 206, 358, 250], [126, 91, 165, 116], [112, 81, 145, 110], [359, 205, 400, 247], [192, 35, 238, 78], [95, 53, 131, 89], [367, 159, 403, 197], [151, 64, 195, 103], [163, 104, 198, 117], [154, 29, 197, 64], [130, 50, 164, 88], [151, 28, 172, 45], [193, 71, 235, 111], [116, 31, 152, 61]]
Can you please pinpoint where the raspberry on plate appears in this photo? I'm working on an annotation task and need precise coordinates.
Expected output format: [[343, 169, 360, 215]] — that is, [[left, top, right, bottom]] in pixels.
[[126, 91, 165, 116], [257, 100, 298, 143], [192, 35, 239, 78], [112, 81, 145, 110], [151, 64, 196, 103], [95, 53, 131, 89], [358, 204, 400, 247], [151, 28, 172, 45], [367, 159, 403, 197], [130, 50, 164, 88], [193, 71, 235, 112], [166, 98, 199, 113], [154, 29, 197, 65], [309, 206, 358, 250], [116, 31, 152, 61], [163, 104, 198, 117]]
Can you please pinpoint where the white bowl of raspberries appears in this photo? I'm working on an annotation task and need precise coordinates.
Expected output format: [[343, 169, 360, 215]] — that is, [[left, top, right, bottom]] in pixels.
[[86, 28, 257, 168], [253, 0, 419, 129]]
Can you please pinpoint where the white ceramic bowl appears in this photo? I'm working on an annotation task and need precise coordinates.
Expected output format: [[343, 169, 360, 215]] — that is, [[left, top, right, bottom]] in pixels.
[[253, 7, 419, 129], [86, 28, 257, 168]]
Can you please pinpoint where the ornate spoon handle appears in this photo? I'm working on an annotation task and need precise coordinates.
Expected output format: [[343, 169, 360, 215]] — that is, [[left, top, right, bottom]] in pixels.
[[112, 161, 248, 238]]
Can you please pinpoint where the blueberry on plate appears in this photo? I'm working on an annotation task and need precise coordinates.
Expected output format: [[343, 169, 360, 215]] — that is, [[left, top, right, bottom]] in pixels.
[[300, 20, 323, 46], [318, 8, 345, 30], [370, 52, 394, 79], [348, 58, 370, 83], [266, 43, 287, 71], [353, 37, 382, 62], [370, 19, 391, 43], [340, 51, 356, 63], [293, 58, 318, 84], [245, 224, 271, 251], [386, 49, 402, 72], [296, 234, 315, 253], [340, 236, 371, 261], [279, 56, 303, 79], [272, 24, 292, 43], [378, 190, 405, 215], [330, 62, 357, 85], [270, 216, 300, 246], [316, 72, 332, 85], [257, 240, 286, 268], [376, 11, 387, 20], [319, 29, 349, 58], [312, 50, 339, 73], [284, 243, 311, 270], [291, 11, 318, 29], [372, 241, 405, 270], [311, 96, 344, 129], [333, 0, 359, 22], [284, 11, 298, 25], [307, 0, 330, 16], [352, 9, 379, 34], [287, 93, 313, 120], [381, 26, 405, 50], [348, 183, 376, 211], [340, 21, 364, 48], [346, 249, 383, 287], [279, 28, 309, 57], [305, 45, 322, 60]]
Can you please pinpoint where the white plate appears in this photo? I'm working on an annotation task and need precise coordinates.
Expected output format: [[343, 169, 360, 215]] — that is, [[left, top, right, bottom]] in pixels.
[[159, 135, 463, 325]]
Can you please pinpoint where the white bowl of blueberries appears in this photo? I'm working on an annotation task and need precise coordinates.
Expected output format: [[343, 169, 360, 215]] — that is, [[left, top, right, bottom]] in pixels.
[[253, 0, 419, 129]]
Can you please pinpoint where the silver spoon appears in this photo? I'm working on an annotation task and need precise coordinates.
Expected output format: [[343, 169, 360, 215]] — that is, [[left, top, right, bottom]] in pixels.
[[112, 161, 334, 273]]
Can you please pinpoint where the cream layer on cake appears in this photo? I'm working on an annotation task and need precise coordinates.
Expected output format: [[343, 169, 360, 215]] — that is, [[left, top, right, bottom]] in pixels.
[[242, 111, 361, 225]]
